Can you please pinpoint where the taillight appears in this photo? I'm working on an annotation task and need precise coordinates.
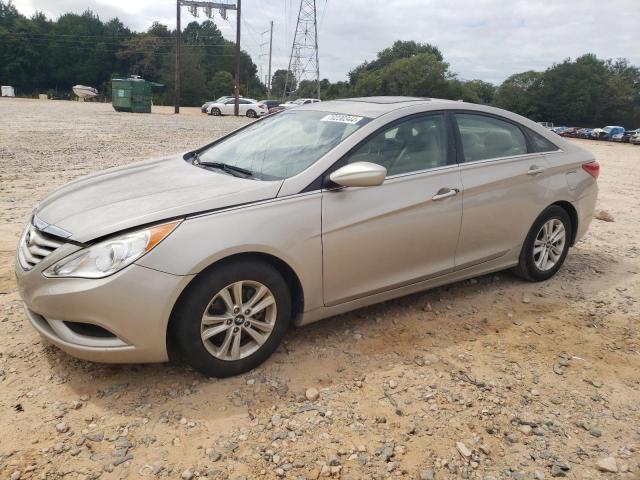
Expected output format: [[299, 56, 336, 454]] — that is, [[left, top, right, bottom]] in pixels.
[[582, 161, 600, 180], [258, 103, 266, 109]]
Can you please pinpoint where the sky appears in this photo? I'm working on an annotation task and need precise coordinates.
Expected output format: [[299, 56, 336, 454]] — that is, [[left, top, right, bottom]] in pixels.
[[10, 0, 640, 85]]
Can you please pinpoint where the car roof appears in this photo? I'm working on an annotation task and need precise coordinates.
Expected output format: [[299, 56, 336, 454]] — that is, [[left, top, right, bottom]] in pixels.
[[297, 96, 461, 118]]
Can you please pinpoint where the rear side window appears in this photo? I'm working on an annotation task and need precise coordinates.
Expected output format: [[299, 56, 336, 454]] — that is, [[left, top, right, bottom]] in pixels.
[[455, 113, 527, 162], [527, 129, 560, 153]]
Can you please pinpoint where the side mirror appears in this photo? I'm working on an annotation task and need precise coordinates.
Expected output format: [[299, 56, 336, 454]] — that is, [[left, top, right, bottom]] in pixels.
[[329, 162, 387, 188]]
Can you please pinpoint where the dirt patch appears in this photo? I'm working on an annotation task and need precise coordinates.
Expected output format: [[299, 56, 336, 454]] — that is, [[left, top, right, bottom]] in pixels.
[[0, 99, 639, 479]]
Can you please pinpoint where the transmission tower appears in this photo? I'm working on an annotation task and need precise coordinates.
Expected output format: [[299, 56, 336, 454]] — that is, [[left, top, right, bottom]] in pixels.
[[283, 0, 320, 100]]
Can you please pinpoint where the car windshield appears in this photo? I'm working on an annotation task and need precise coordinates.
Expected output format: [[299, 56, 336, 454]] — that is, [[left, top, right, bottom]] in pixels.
[[197, 110, 371, 180]]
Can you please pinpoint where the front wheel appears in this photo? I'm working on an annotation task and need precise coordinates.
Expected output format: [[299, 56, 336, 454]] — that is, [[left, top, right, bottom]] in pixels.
[[210, 107, 221, 116], [513, 205, 572, 282], [171, 259, 291, 377]]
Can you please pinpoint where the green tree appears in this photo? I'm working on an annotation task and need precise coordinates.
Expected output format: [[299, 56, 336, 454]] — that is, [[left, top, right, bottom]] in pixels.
[[349, 40, 443, 85], [207, 70, 234, 99], [493, 71, 543, 119], [463, 80, 496, 104], [271, 69, 296, 98], [296, 79, 320, 98], [352, 52, 452, 98]]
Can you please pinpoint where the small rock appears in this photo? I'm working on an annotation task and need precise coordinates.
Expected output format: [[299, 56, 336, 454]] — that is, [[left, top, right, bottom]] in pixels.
[[594, 210, 614, 222], [420, 468, 435, 480], [10, 471, 21, 480], [596, 457, 618, 473], [305, 387, 319, 401], [55, 422, 69, 433], [456, 441, 472, 461], [181, 468, 194, 480], [519, 425, 533, 436], [589, 427, 602, 438], [113, 454, 133, 466], [388, 379, 398, 389], [87, 432, 104, 442], [550, 462, 570, 477]]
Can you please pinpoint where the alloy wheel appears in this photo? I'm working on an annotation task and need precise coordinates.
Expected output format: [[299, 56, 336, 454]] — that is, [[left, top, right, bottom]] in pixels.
[[533, 218, 566, 271], [200, 280, 277, 361]]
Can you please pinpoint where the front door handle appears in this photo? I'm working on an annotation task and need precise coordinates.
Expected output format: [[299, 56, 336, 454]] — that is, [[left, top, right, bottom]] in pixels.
[[432, 187, 459, 201], [527, 165, 546, 175]]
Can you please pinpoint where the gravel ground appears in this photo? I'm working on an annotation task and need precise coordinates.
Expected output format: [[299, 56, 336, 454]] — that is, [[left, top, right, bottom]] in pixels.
[[0, 98, 639, 480]]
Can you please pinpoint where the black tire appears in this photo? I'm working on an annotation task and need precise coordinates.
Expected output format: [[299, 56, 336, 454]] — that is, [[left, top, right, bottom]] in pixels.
[[210, 107, 221, 116], [246, 109, 257, 118], [171, 259, 291, 377], [513, 205, 572, 282]]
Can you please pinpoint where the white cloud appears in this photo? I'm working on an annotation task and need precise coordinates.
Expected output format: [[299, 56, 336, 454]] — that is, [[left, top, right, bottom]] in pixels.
[[11, 0, 640, 84]]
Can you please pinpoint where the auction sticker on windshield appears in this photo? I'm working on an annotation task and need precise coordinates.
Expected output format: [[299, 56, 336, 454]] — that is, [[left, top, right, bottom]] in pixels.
[[320, 114, 363, 124]]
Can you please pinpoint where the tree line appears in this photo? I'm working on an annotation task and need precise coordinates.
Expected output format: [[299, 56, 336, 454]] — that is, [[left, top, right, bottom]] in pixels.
[[0, 1, 263, 105], [1, 1, 639, 126]]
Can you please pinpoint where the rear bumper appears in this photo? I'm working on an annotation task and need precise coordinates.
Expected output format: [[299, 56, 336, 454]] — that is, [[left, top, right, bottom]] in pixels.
[[16, 263, 194, 363], [574, 183, 598, 244]]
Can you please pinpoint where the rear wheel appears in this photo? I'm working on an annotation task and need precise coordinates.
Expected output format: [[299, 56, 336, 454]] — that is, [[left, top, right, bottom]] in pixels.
[[513, 205, 572, 282], [246, 109, 257, 118], [171, 259, 291, 377]]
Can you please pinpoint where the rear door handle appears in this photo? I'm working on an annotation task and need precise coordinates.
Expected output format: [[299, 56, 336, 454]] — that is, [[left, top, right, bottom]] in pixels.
[[527, 165, 546, 175], [432, 187, 459, 201]]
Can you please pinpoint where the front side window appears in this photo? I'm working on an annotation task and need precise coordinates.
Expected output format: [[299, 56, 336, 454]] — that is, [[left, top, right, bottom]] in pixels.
[[345, 114, 449, 176], [197, 111, 370, 179], [456, 113, 527, 162]]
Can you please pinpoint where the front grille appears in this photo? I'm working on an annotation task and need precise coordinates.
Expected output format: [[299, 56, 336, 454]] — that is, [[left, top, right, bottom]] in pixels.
[[18, 224, 63, 270]]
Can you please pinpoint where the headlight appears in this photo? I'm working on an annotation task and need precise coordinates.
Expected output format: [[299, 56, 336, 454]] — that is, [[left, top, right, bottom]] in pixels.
[[43, 221, 180, 278]]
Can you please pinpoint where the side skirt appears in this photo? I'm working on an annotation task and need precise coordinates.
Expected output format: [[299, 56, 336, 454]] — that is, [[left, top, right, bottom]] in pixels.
[[295, 254, 519, 327]]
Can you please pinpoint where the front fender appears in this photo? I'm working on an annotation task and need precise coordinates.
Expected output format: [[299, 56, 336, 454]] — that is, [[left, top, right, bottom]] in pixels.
[[137, 192, 323, 312]]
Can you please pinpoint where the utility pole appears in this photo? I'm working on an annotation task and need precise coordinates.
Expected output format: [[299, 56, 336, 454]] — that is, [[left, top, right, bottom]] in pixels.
[[174, 0, 238, 114], [267, 20, 273, 97], [234, 0, 241, 116], [283, 0, 320, 101], [174, 0, 181, 114]]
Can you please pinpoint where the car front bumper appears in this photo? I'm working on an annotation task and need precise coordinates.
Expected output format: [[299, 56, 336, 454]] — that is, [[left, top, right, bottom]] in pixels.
[[16, 262, 194, 363]]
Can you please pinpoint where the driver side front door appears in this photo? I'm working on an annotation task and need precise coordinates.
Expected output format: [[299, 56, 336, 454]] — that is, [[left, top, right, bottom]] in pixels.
[[321, 113, 463, 306]]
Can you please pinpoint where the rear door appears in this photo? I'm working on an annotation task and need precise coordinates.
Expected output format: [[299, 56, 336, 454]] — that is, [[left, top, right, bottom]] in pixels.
[[322, 112, 463, 305], [453, 112, 551, 269]]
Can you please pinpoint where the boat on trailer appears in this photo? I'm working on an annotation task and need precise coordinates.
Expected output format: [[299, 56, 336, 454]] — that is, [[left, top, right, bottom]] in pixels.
[[72, 85, 98, 99]]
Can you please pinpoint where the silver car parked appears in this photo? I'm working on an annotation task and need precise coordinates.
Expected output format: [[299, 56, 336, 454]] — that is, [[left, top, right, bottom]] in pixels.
[[16, 97, 599, 377]]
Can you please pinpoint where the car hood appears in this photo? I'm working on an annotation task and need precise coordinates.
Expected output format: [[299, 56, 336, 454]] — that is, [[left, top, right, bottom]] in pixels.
[[34, 155, 283, 243]]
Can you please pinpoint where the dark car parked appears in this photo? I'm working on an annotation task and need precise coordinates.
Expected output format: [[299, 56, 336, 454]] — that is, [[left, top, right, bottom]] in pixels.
[[560, 127, 580, 137], [620, 128, 640, 143], [577, 128, 593, 139], [259, 99, 281, 110]]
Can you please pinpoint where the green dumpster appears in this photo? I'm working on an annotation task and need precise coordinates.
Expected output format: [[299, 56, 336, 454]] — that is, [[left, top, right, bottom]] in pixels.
[[111, 77, 163, 113]]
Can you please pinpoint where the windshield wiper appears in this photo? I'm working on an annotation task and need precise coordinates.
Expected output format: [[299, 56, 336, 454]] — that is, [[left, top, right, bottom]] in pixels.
[[192, 153, 253, 178]]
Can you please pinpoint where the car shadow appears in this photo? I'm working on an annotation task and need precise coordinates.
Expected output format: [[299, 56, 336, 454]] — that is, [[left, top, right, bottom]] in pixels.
[[43, 244, 629, 421]]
